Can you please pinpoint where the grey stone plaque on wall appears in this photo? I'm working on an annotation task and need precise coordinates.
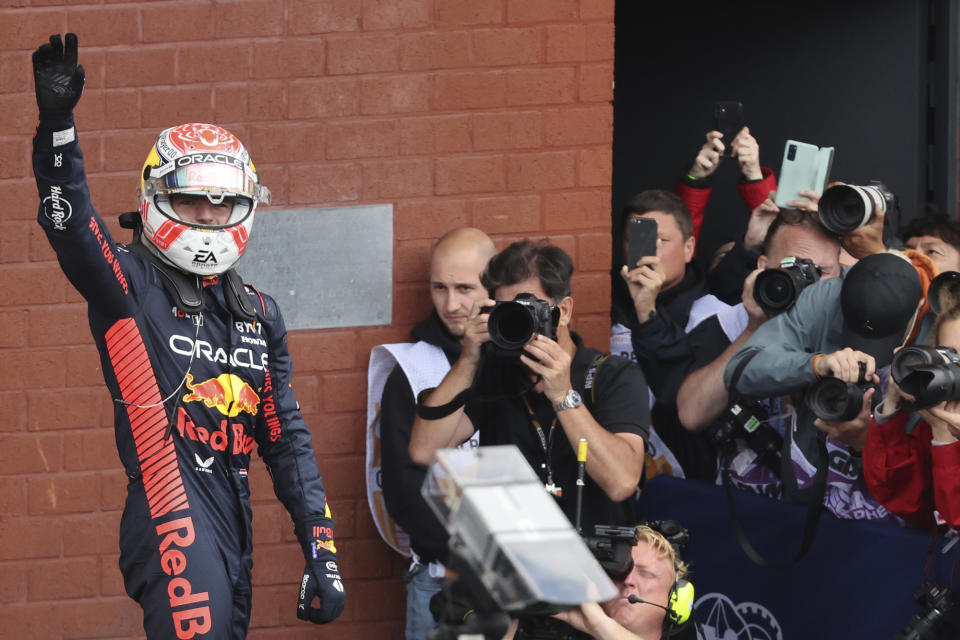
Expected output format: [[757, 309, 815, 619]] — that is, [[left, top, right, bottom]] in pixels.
[[237, 204, 393, 330]]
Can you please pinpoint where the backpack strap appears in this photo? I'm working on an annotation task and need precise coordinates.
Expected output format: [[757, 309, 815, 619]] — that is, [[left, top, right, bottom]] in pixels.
[[582, 352, 609, 411]]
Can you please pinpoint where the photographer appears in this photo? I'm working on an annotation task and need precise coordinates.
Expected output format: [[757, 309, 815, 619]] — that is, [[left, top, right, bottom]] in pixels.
[[722, 251, 933, 520], [612, 190, 742, 481], [677, 209, 842, 436], [864, 300, 960, 531], [552, 525, 691, 640], [410, 240, 648, 531]]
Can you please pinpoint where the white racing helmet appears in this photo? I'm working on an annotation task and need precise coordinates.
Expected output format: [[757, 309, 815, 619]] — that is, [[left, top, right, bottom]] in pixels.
[[138, 123, 270, 275]]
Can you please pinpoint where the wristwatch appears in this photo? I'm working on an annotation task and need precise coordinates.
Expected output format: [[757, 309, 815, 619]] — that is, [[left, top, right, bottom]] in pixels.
[[554, 389, 583, 413]]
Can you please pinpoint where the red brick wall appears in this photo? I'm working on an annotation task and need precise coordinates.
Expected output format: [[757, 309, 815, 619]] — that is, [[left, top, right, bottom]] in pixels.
[[0, 1, 615, 638]]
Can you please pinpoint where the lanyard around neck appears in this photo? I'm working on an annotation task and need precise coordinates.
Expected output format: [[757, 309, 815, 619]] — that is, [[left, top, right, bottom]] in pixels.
[[522, 394, 560, 495]]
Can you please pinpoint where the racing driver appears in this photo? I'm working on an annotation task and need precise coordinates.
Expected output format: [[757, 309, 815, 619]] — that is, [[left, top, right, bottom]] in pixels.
[[31, 33, 345, 638]]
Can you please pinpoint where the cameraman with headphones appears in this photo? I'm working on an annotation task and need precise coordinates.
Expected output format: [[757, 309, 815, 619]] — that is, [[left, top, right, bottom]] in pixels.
[[553, 524, 694, 640]]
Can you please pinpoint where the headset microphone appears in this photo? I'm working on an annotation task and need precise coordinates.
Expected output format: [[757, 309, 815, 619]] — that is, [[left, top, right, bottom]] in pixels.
[[627, 595, 668, 610]]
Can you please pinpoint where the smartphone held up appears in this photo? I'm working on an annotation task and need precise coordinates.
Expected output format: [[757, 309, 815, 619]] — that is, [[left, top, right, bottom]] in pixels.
[[627, 217, 658, 270], [714, 101, 744, 157]]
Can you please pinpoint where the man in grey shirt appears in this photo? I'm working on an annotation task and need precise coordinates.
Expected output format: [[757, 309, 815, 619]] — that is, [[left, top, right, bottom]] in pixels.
[[723, 252, 925, 520]]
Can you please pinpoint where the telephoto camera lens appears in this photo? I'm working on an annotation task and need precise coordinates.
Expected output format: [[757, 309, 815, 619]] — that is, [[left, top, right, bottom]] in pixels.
[[805, 377, 870, 421], [928, 271, 960, 315], [488, 301, 537, 350], [818, 181, 895, 234], [754, 270, 796, 315], [897, 366, 960, 410], [892, 346, 960, 410], [892, 346, 952, 385], [486, 293, 559, 353], [753, 257, 821, 317]]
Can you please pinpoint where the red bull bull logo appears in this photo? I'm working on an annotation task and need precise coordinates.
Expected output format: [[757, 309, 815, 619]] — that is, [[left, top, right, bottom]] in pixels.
[[182, 373, 259, 417], [313, 539, 337, 556]]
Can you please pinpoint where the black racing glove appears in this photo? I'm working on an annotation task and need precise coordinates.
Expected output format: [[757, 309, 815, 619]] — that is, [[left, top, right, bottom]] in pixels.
[[33, 33, 85, 114], [296, 516, 346, 624]]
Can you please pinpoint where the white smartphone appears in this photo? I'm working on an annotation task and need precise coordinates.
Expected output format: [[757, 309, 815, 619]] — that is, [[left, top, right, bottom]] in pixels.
[[774, 140, 835, 208]]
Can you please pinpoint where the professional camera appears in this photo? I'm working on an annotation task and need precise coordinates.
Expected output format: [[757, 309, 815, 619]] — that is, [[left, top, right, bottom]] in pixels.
[[516, 525, 642, 640], [753, 257, 822, 317], [423, 446, 618, 640], [818, 180, 896, 234], [708, 400, 783, 473], [514, 618, 591, 640], [891, 346, 960, 410], [805, 372, 878, 421], [582, 525, 639, 580], [487, 293, 560, 353], [928, 270, 960, 315], [893, 580, 960, 640]]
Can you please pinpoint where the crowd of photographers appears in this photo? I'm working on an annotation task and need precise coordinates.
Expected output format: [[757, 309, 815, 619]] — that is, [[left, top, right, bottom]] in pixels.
[[373, 126, 960, 640]]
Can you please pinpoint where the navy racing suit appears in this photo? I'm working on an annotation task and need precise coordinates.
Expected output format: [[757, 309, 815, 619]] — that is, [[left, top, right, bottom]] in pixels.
[[33, 113, 336, 639]]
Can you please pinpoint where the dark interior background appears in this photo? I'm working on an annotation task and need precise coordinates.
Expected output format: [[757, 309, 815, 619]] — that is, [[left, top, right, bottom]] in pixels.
[[612, 0, 958, 273]]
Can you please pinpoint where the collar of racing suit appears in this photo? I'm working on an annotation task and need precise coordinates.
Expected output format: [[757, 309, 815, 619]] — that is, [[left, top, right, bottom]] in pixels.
[[126, 238, 258, 321]]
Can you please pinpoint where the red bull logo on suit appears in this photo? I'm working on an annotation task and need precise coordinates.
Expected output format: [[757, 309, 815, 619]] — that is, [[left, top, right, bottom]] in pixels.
[[182, 373, 260, 417]]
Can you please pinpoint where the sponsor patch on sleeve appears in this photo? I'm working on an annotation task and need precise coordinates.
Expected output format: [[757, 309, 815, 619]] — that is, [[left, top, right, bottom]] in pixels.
[[52, 127, 76, 147]]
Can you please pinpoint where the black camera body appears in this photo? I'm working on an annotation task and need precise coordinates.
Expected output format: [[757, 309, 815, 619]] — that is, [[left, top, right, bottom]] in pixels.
[[514, 617, 592, 640], [753, 257, 822, 317], [894, 580, 960, 640], [709, 400, 783, 473], [487, 293, 560, 353], [805, 376, 878, 421], [892, 346, 960, 410], [818, 180, 896, 234], [582, 525, 639, 580]]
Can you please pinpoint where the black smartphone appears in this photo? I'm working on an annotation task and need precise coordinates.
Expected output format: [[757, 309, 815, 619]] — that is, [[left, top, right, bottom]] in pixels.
[[714, 100, 744, 157], [627, 217, 658, 269]]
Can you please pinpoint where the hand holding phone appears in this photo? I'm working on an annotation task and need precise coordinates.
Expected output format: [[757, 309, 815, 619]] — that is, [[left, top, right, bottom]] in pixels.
[[729, 127, 763, 181], [773, 140, 834, 208], [714, 101, 744, 157], [688, 131, 725, 180], [627, 217, 658, 269]]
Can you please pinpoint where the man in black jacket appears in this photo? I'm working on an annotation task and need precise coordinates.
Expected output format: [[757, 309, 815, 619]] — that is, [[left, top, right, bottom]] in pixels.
[[411, 240, 649, 527], [376, 227, 496, 640], [614, 190, 742, 482]]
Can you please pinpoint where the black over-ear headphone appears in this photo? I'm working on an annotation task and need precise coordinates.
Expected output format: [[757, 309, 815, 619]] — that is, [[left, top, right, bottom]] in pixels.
[[637, 520, 695, 634]]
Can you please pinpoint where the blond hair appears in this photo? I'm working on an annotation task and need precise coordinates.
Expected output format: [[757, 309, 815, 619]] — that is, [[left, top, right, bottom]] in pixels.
[[635, 525, 688, 581]]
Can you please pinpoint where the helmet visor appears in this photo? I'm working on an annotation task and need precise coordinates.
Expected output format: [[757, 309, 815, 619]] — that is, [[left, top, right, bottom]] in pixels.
[[160, 161, 258, 201], [154, 193, 253, 228]]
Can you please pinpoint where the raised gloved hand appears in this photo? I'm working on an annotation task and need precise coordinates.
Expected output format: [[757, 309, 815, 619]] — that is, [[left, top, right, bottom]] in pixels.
[[33, 33, 85, 113], [296, 517, 346, 624]]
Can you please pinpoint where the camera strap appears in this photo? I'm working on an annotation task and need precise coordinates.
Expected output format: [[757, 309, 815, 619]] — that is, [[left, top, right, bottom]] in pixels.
[[416, 385, 475, 420], [721, 348, 827, 569], [581, 353, 608, 410]]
